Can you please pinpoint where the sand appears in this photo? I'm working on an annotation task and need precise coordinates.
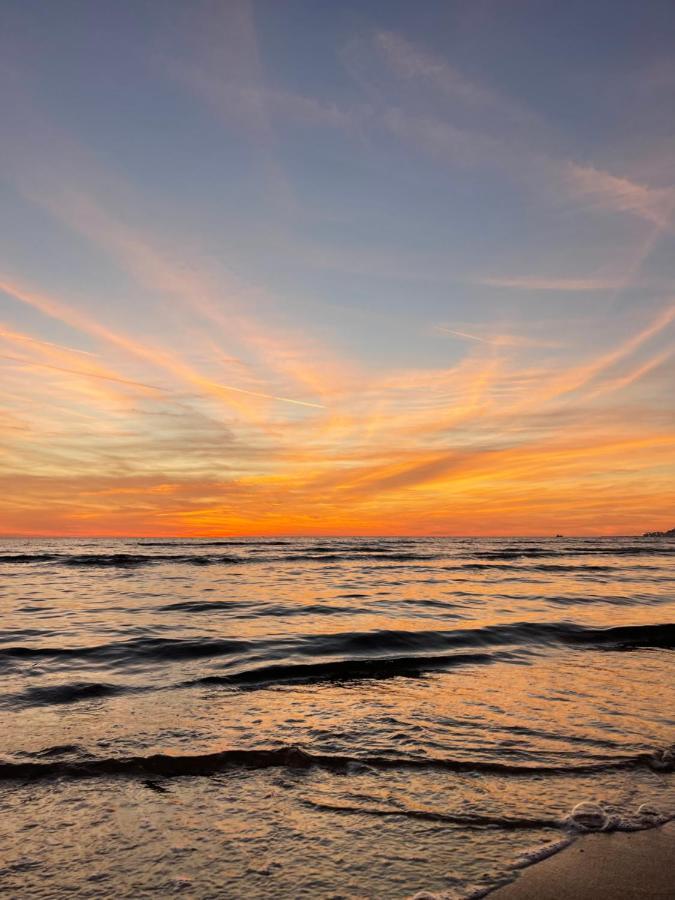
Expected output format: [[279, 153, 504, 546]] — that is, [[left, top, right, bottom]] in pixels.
[[487, 823, 675, 899]]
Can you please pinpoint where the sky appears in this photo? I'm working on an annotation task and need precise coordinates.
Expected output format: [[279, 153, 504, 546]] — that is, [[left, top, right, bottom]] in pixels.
[[1, 0, 674, 537]]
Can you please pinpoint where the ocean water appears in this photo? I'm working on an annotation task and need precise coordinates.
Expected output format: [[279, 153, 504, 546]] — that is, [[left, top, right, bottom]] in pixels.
[[0, 536, 673, 899]]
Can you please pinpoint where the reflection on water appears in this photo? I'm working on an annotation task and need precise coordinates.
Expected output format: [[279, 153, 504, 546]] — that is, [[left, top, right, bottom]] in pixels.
[[0, 537, 673, 897]]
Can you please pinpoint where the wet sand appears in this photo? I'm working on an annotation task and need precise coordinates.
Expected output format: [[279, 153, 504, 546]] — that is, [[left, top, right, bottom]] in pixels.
[[487, 823, 675, 899]]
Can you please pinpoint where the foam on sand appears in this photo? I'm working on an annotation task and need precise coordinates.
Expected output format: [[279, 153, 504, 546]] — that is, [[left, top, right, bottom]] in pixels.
[[484, 822, 675, 899]]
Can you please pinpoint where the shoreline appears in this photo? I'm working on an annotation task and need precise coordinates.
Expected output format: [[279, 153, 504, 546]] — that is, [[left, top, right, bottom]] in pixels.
[[484, 822, 675, 899]]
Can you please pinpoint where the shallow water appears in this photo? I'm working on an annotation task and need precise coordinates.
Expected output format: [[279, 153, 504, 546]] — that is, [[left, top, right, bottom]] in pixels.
[[1, 536, 673, 898]]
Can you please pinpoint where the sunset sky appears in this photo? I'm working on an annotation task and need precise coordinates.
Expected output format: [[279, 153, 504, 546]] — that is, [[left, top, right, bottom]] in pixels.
[[1, 0, 674, 537]]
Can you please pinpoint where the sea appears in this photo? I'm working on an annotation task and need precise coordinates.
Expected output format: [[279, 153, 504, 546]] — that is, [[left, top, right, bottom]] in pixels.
[[0, 536, 673, 899]]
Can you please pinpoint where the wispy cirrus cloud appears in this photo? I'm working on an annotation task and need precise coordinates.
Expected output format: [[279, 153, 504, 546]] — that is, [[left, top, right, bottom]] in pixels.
[[0, 325, 95, 356], [373, 30, 540, 131], [167, 20, 674, 250], [566, 163, 675, 228], [365, 30, 675, 244], [0, 354, 165, 393], [528, 303, 675, 404], [587, 346, 675, 399], [2, 8, 675, 536], [0, 278, 327, 413], [1, 91, 344, 412], [434, 326, 562, 349], [474, 275, 622, 292]]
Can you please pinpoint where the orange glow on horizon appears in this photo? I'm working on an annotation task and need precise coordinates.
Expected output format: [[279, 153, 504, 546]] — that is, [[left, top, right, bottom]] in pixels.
[[2, 271, 673, 539]]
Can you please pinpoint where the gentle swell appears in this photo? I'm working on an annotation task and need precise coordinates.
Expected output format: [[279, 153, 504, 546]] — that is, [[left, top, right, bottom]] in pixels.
[[561, 622, 675, 649], [0, 635, 250, 663], [0, 551, 437, 567], [3, 622, 671, 670], [158, 600, 358, 617], [0, 552, 236, 567], [183, 622, 674, 688], [136, 540, 293, 547], [3, 622, 671, 710], [186, 651, 498, 688], [456, 562, 615, 573], [3, 547, 672, 570], [4, 681, 127, 709], [470, 545, 675, 559], [0, 744, 671, 783]]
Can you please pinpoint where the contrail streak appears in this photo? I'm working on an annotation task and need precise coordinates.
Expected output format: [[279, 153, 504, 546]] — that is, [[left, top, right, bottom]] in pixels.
[[209, 380, 326, 409], [0, 327, 95, 356], [0, 279, 326, 410], [436, 327, 490, 343], [0, 354, 166, 392]]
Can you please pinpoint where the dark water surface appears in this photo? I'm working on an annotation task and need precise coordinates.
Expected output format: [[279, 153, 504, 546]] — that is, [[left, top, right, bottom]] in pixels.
[[1, 537, 673, 898]]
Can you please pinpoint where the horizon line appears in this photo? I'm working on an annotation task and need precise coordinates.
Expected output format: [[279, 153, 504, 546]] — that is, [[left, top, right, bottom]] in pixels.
[[0, 531, 663, 540]]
